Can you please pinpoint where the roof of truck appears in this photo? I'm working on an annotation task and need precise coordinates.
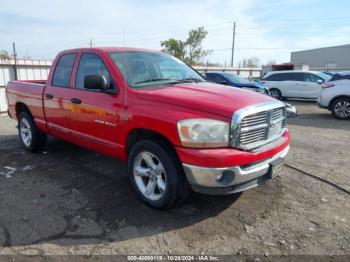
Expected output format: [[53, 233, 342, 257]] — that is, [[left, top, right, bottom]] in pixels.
[[62, 47, 161, 53]]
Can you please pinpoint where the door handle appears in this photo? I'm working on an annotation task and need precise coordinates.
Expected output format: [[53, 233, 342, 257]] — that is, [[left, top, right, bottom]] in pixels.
[[71, 98, 81, 104], [45, 93, 54, 99]]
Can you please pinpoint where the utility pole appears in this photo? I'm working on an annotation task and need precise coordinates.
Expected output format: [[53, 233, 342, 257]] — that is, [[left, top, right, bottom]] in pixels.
[[12, 42, 18, 80], [89, 38, 93, 48], [230, 21, 236, 67]]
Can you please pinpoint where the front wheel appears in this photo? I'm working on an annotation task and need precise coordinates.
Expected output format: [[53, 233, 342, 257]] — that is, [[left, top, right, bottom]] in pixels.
[[18, 112, 47, 152], [331, 97, 350, 119], [270, 88, 282, 100], [128, 140, 189, 209]]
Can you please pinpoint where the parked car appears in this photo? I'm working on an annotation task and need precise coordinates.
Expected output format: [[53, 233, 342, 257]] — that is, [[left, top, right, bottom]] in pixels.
[[318, 71, 350, 119], [261, 70, 331, 100], [205, 71, 297, 117], [205, 71, 269, 94], [6, 47, 290, 209]]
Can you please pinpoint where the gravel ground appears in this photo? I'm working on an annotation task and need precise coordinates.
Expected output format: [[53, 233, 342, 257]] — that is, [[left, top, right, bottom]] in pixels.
[[0, 101, 349, 257]]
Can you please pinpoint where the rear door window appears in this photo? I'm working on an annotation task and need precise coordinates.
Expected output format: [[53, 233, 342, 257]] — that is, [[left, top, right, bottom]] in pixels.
[[52, 53, 77, 87], [288, 73, 304, 81]]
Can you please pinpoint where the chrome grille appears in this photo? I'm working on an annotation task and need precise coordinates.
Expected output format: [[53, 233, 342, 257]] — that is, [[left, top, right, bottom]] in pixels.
[[231, 101, 287, 150]]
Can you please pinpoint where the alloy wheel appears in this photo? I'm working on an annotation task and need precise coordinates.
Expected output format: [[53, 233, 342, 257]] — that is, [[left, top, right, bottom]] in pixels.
[[334, 100, 350, 118], [133, 151, 167, 201], [20, 118, 32, 147], [270, 89, 281, 99]]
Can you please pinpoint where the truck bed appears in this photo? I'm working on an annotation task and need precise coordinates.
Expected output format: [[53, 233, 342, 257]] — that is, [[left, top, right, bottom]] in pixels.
[[6, 80, 47, 131]]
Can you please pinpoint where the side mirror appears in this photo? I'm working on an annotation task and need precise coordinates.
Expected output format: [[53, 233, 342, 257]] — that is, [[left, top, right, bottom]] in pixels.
[[84, 74, 109, 90], [220, 80, 228, 85], [316, 79, 324, 84]]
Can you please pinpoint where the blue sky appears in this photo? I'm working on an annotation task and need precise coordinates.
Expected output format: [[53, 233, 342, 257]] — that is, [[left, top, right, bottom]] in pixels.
[[1, 0, 350, 65]]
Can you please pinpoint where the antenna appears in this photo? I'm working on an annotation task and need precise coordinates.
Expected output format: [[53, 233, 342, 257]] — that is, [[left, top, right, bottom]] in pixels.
[[13, 42, 18, 80]]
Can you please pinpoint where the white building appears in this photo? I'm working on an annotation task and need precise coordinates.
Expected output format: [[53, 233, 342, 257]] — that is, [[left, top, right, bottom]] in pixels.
[[291, 44, 350, 72], [0, 59, 52, 114]]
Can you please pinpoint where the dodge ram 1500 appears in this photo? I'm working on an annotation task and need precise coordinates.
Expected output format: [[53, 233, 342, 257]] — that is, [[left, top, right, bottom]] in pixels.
[[6, 48, 290, 209]]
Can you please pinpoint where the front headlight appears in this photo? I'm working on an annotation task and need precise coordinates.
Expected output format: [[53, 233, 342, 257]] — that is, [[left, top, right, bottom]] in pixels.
[[177, 118, 229, 148], [242, 87, 261, 93]]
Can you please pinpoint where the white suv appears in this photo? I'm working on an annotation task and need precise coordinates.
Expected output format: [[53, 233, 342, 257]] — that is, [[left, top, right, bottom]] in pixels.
[[318, 71, 350, 119], [262, 70, 331, 100]]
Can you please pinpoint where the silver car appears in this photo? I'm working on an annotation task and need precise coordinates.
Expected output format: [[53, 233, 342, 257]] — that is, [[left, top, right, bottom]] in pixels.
[[318, 71, 350, 119], [262, 70, 330, 100]]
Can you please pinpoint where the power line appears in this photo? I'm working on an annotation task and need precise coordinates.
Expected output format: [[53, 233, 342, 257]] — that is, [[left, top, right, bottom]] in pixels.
[[211, 46, 350, 52]]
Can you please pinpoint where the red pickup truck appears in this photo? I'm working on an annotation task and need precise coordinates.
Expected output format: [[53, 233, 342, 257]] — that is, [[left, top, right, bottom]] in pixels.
[[6, 48, 290, 209]]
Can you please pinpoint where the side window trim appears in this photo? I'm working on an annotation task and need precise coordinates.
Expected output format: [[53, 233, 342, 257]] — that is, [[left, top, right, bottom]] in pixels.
[[75, 52, 116, 91], [51, 53, 77, 88]]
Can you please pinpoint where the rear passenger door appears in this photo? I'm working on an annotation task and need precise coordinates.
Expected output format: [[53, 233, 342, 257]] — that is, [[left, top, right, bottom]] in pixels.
[[285, 72, 306, 97], [44, 53, 78, 139]]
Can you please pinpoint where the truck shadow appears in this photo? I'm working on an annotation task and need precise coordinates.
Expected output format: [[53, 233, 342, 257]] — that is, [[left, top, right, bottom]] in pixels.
[[0, 138, 244, 248]]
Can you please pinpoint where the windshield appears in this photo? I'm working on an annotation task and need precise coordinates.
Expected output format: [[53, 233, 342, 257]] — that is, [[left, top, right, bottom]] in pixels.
[[109, 51, 205, 88], [221, 72, 248, 84], [317, 72, 331, 81]]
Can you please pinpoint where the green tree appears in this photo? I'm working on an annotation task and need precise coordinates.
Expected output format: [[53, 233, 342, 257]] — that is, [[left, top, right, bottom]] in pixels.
[[0, 50, 10, 59], [161, 27, 211, 65], [160, 38, 186, 61]]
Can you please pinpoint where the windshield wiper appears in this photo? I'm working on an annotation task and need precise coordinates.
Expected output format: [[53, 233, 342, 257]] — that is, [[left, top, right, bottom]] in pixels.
[[175, 78, 205, 83], [133, 78, 205, 86], [133, 78, 176, 84]]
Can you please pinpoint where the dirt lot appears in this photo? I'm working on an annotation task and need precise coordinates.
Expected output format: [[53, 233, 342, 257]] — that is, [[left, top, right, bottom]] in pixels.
[[0, 101, 349, 257]]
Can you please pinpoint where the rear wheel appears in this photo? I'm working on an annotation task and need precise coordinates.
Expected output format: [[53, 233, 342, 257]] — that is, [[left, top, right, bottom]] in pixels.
[[331, 97, 350, 119], [128, 140, 189, 209], [270, 88, 282, 100], [18, 112, 47, 152]]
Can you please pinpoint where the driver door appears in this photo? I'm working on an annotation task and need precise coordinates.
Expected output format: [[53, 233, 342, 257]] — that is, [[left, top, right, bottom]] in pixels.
[[68, 52, 124, 156]]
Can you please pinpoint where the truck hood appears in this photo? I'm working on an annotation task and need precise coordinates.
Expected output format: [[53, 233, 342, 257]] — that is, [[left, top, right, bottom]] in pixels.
[[135, 82, 275, 118]]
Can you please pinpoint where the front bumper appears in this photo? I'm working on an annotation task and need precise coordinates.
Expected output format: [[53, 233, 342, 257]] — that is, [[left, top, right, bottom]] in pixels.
[[182, 145, 289, 195], [317, 98, 329, 109]]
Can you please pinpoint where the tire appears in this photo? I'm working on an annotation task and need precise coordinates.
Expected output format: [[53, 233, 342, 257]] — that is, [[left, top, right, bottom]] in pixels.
[[128, 140, 189, 209], [270, 88, 282, 100], [18, 111, 47, 152], [331, 97, 350, 119]]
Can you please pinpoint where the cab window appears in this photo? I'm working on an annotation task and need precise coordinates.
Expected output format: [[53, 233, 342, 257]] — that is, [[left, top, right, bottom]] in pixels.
[[52, 53, 77, 87], [75, 53, 114, 89]]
